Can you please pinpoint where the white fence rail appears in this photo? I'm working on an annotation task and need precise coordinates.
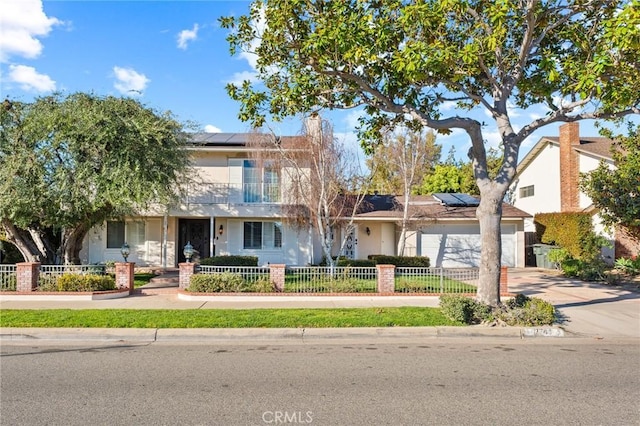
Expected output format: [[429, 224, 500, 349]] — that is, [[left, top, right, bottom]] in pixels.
[[285, 266, 378, 293], [395, 267, 479, 293], [0, 264, 17, 291]]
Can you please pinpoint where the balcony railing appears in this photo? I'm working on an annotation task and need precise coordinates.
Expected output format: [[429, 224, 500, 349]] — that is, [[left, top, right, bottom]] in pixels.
[[184, 183, 281, 204]]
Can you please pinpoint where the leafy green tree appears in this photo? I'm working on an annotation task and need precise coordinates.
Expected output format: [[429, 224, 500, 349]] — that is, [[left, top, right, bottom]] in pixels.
[[0, 93, 191, 264], [581, 124, 640, 242], [420, 147, 502, 195], [221, 0, 640, 305]]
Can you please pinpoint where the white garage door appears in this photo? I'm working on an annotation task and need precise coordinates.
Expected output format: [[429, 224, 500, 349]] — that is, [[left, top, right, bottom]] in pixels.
[[420, 224, 515, 267]]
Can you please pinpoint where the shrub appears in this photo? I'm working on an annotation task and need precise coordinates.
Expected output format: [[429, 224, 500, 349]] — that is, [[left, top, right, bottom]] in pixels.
[[368, 255, 430, 267], [336, 258, 376, 267], [615, 257, 640, 275], [497, 295, 555, 326], [560, 259, 581, 277], [37, 274, 116, 292], [439, 295, 490, 324], [187, 273, 276, 293], [199, 256, 259, 266], [188, 272, 244, 292], [548, 248, 570, 267]]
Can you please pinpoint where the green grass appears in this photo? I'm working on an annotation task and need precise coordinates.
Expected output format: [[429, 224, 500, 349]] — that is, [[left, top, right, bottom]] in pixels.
[[0, 307, 462, 328], [395, 276, 477, 293], [133, 273, 157, 288]]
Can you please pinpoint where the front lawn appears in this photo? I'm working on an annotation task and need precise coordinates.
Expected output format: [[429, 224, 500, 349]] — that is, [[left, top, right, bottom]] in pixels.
[[0, 307, 462, 328]]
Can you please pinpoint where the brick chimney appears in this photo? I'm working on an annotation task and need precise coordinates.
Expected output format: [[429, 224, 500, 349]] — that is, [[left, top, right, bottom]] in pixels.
[[559, 122, 581, 211]]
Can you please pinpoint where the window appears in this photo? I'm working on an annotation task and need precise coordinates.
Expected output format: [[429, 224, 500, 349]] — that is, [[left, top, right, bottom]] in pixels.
[[106, 221, 125, 248], [243, 221, 282, 250], [519, 185, 535, 198], [106, 221, 145, 249], [243, 160, 280, 203]]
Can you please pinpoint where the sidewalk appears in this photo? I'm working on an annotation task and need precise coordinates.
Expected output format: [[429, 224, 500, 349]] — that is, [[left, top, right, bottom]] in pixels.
[[1, 268, 638, 341]]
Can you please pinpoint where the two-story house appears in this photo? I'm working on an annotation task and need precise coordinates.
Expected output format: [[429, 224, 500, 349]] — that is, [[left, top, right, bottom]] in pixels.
[[79, 132, 531, 268], [510, 122, 636, 261], [80, 133, 314, 268]]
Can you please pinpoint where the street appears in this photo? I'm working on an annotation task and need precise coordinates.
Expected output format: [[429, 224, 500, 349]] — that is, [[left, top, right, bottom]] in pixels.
[[2, 339, 639, 425]]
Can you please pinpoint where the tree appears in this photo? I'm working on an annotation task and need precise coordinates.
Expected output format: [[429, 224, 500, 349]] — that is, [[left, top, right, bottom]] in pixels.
[[249, 114, 369, 268], [0, 93, 190, 264], [419, 147, 503, 195], [221, 1, 640, 306], [581, 124, 640, 242], [368, 128, 440, 255]]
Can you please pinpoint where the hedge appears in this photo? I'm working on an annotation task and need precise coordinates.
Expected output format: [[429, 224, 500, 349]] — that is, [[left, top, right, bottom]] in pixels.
[[199, 256, 259, 266]]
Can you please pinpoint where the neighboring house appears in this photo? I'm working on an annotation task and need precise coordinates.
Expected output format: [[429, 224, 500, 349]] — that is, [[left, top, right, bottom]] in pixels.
[[510, 122, 635, 261], [80, 133, 530, 268]]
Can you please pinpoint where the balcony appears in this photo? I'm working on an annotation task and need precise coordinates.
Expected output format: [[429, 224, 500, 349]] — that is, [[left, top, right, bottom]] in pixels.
[[184, 183, 281, 205]]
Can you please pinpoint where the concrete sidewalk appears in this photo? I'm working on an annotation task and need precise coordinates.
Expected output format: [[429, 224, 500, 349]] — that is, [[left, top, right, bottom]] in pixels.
[[1, 268, 638, 341]]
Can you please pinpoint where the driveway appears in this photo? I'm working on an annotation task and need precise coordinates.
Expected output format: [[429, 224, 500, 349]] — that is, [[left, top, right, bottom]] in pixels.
[[507, 268, 640, 339]]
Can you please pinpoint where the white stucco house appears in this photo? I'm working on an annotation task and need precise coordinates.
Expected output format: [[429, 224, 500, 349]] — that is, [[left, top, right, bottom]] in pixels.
[[79, 132, 530, 268], [510, 122, 636, 261]]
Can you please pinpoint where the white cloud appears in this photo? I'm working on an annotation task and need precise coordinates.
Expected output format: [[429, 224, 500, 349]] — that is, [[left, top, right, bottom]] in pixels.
[[204, 124, 221, 133], [0, 0, 62, 62], [7, 64, 55, 92], [177, 24, 199, 50], [226, 70, 259, 85], [112, 66, 149, 95]]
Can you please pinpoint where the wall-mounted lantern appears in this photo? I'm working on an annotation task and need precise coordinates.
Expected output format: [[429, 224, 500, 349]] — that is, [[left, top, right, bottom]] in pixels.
[[218, 224, 224, 235], [365, 227, 371, 236]]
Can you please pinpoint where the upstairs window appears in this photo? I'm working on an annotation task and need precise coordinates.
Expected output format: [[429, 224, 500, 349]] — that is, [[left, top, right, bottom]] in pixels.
[[243, 160, 280, 203], [519, 185, 535, 198]]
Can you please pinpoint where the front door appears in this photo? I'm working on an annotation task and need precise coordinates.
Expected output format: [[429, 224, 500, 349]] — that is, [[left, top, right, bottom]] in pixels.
[[177, 219, 210, 263], [342, 226, 358, 260]]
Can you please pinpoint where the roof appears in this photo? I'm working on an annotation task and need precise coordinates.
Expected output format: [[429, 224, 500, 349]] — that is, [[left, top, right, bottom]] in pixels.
[[543, 136, 615, 159], [516, 135, 615, 177], [187, 132, 303, 148], [354, 194, 530, 220]]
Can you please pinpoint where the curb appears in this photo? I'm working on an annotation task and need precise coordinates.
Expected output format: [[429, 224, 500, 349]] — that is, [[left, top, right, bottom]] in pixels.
[[0, 326, 564, 343]]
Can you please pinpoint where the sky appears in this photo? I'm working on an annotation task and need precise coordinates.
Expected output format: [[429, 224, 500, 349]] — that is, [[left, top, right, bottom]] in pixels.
[[0, 0, 633, 164]]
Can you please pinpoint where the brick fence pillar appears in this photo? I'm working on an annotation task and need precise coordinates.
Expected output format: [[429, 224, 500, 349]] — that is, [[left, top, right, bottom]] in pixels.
[[500, 266, 508, 295], [115, 262, 135, 294], [376, 264, 396, 294], [179, 262, 196, 290], [269, 264, 286, 292], [16, 262, 40, 292]]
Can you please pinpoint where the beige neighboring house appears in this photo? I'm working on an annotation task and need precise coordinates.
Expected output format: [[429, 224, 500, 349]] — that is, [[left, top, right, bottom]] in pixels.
[[79, 132, 530, 268], [510, 122, 637, 262]]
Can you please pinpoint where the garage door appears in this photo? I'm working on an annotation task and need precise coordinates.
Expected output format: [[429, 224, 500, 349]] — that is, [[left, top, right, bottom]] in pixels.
[[420, 224, 515, 267]]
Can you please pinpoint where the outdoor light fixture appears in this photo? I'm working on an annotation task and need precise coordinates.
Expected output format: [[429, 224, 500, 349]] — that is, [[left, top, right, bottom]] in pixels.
[[183, 241, 194, 263], [366, 227, 371, 236], [218, 224, 224, 235], [120, 243, 130, 262]]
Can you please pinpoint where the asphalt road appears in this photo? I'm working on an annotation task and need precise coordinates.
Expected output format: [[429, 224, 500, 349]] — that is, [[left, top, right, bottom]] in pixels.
[[2, 339, 639, 425]]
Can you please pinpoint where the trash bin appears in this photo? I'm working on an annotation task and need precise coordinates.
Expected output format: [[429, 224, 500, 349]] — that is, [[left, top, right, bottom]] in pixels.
[[532, 244, 557, 269]]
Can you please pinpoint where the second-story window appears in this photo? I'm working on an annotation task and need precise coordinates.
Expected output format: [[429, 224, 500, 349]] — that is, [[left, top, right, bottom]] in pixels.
[[519, 185, 535, 198], [243, 160, 280, 203]]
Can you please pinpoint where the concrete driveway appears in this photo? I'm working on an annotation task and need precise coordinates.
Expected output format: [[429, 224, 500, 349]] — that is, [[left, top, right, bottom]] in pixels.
[[507, 268, 640, 339]]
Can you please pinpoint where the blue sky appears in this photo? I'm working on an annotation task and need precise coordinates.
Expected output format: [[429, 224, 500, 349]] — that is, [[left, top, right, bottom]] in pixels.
[[0, 0, 631, 164]]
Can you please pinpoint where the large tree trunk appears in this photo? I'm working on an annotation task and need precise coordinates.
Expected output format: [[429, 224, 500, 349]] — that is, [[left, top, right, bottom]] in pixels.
[[61, 223, 90, 265], [476, 190, 503, 306], [1, 219, 53, 263]]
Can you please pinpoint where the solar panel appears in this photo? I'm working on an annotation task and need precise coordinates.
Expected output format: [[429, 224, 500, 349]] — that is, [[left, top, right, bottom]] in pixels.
[[452, 193, 480, 207], [433, 193, 480, 207]]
